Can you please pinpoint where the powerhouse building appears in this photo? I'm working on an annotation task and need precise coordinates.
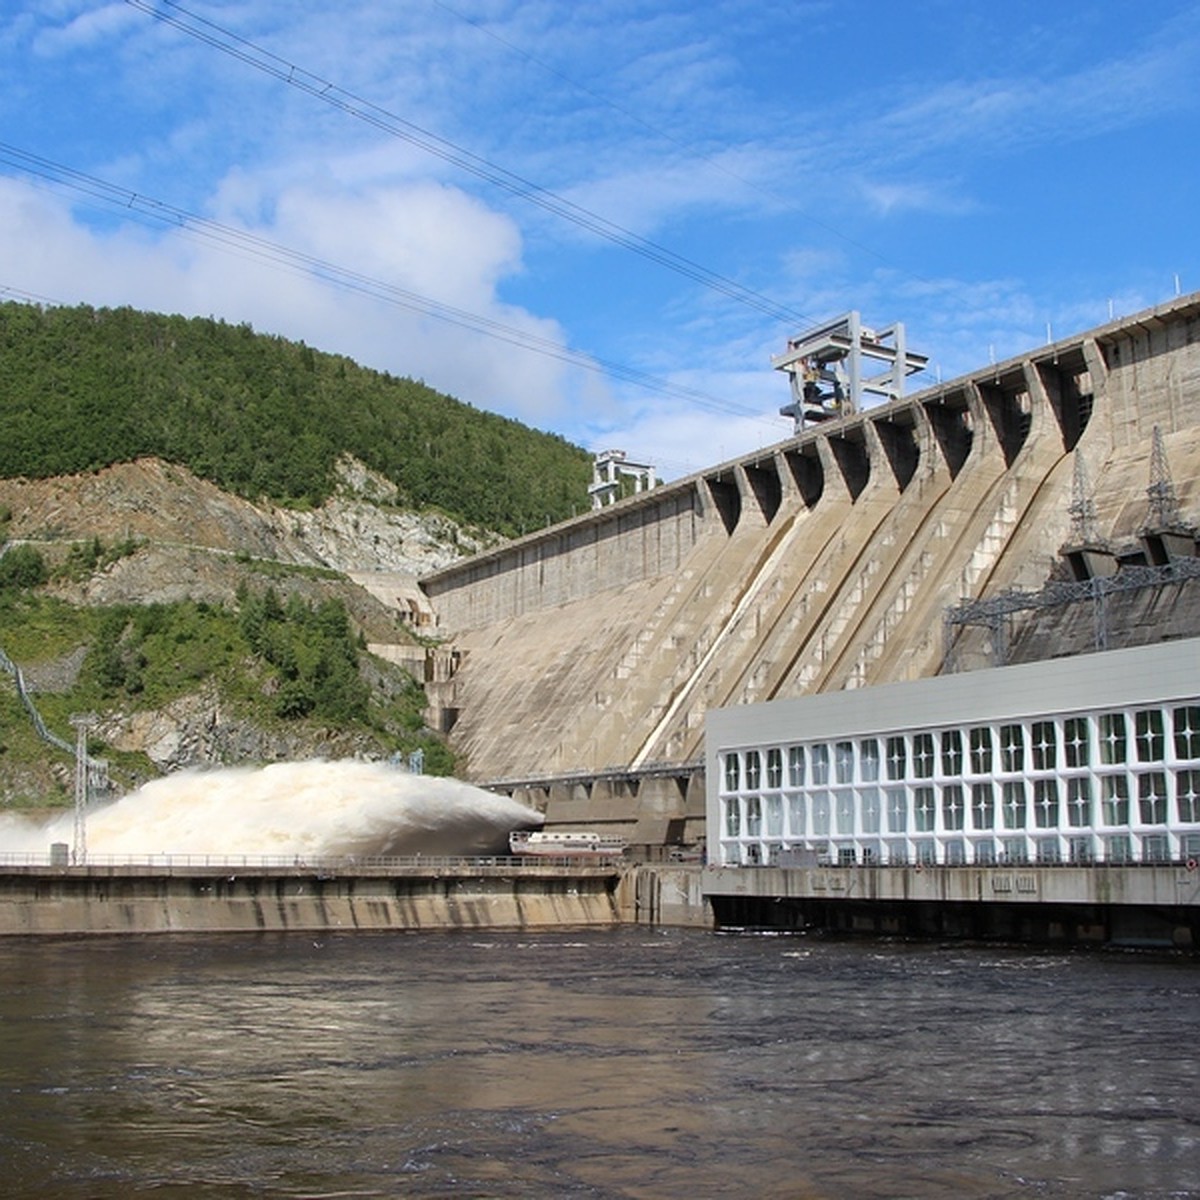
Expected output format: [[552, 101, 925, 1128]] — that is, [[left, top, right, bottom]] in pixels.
[[706, 638, 1200, 869]]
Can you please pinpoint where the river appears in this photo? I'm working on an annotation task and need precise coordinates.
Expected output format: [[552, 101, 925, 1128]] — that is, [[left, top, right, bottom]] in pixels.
[[1, 928, 1196, 1198]]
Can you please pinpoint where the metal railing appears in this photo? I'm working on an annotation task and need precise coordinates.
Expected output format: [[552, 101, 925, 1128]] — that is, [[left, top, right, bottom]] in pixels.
[[0, 851, 627, 872], [727, 854, 1199, 871]]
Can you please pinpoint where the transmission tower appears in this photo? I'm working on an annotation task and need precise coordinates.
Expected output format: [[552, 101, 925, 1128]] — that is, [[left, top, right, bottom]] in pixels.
[[1145, 425, 1182, 529], [1067, 451, 1099, 546], [69, 713, 97, 866]]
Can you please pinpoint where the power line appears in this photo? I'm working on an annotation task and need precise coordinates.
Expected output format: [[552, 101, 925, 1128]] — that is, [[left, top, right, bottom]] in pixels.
[[0, 282, 67, 307], [427, 0, 930, 285], [123, 0, 820, 329], [0, 142, 782, 427]]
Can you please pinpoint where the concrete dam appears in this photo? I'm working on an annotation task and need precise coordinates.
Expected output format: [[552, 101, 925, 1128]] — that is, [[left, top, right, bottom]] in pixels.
[[419, 292, 1200, 850]]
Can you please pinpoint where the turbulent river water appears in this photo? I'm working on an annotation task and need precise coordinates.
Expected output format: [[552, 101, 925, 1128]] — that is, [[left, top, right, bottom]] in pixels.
[[1, 927, 1197, 1199]]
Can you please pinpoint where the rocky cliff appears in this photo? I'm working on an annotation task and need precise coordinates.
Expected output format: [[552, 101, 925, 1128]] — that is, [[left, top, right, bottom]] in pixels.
[[0, 456, 487, 804]]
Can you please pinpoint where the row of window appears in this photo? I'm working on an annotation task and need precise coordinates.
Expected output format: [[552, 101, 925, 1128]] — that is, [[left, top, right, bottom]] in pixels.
[[721, 706, 1200, 793], [722, 769, 1200, 838], [726, 831, 1200, 868]]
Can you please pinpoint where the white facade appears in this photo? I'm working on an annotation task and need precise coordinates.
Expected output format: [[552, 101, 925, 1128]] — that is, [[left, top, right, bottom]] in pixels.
[[706, 640, 1200, 868]]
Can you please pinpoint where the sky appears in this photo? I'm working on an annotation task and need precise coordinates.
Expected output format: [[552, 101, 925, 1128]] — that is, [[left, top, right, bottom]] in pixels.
[[1, 1, 1198, 481]]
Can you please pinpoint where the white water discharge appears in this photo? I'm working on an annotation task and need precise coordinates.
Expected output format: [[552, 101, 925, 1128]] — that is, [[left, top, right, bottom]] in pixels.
[[0, 760, 543, 858]]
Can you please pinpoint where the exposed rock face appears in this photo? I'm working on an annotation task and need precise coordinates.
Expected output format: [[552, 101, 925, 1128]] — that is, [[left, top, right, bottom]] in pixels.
[[0, 455, 493, 578], [0, 456, 484, 796], [108, 687, 385, 774]]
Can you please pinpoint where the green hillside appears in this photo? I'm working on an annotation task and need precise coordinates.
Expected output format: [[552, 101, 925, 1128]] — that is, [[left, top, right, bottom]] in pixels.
[[0, 585, 455, 802], [0, 302, 591, 536]]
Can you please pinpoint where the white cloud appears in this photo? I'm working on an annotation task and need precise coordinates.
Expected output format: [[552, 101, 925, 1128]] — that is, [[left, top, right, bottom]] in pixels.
[[32, 2, 138, 55], [858, 178, 974, 219], [0, 173, 580, 425], [858, 19, 1200, 168]]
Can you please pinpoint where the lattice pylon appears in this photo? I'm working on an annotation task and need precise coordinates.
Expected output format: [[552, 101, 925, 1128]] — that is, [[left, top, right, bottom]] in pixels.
[[69, 712, 97, 866], [1146, 424, 1182, 529], [1067, 450, 1098, 545]]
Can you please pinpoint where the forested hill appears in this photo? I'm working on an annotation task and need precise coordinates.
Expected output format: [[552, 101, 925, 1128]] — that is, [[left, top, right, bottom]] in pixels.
[[0, 302, 592, 536]]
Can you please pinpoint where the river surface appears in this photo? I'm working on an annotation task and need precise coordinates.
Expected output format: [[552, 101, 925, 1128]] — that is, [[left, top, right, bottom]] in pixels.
[[0, 927, 1197, 1199]]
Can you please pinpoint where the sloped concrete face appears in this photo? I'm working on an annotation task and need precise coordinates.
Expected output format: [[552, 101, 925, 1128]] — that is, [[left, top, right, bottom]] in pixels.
[[421, 295, 1200, 802]]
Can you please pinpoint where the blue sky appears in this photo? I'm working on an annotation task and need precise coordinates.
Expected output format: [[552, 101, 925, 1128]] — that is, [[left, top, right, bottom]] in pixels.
[[2, 1, 1198, 480]]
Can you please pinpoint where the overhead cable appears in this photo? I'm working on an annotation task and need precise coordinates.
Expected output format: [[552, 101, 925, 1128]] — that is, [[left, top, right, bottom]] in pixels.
[[0, 142, 781, 425], [123, 0, 818, 329]]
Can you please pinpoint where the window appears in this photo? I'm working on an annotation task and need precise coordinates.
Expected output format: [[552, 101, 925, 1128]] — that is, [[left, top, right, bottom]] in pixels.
[[941, 729, 964, 776], [745, 750, 761, 790], [723, 754, 739, 793], [1174, 706, 1200, 760], [886, 736, 907, 782], [1035, 838, 1061, 864], [1099, 713, 1127, 765], [787, 794, 806, 837], [724, 798, 740, 837], [913, 733, 935, 779], [766, 747, 783, 789], [836, 790, 855, 835], [745, 796, 762, 836], [788, 746, 805, 788], [1033, 779, 1059, 828], [1137, 772, 1167, 824], [971, 783, 995, 830], [811, 744, 830, 785], [1067, 777, 1092, 827], [914, 786, 936, 832], [1002, 781, 1027, 829], [942, 784, 965, 831], [1003, 837, 1028, 864], [945, 839, 966, 865], [765, 796, 783, 836], [916, 840, 936, 865], [1101, 776, 1130, 826], [886, 787, 907, 833], [861, 788, 881, 834], [1064, 716, 1090, 768], [1031, 721, 1057, 771], [1000, 724, 1025, 772], [1105, 834, 1132, 863], [1142, 834, 1170, 863], [975, 840, 997, 865], [1135, 710, 1165, 763], [812, 791, 831, 835], [834, 742, 855, 784], [860, 739, 881, 782], [969, 727, 993, 774], [1177, 769, 1200, 823], [1068, 835, 1094, 864]]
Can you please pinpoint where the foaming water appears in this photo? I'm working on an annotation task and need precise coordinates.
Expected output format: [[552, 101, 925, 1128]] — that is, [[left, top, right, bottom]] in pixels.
[[0, 760, 543, 857]]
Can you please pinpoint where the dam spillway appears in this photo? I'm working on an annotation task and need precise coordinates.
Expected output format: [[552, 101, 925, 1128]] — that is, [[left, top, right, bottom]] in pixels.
[[419, 293, 1200, 848]]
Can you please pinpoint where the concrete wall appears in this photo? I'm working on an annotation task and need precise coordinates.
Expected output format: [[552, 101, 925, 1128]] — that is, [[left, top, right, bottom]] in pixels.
[[621, 865, 711, 928], [422, 482, 707, 630], [420, 294, 1200, 809], [0, 867, 625, 936], [704, 864, 1200, 947]]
